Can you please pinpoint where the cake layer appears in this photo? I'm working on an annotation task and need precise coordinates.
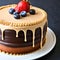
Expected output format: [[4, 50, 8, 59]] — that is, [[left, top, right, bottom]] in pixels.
[[0, 38, 46, 54]]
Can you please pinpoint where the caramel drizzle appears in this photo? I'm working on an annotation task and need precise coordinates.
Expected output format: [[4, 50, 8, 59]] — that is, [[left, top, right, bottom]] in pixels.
[[16, 31, 18, 37], [0, 26, 43, 48], [24, 30, 27, 42], [40, 27, 43, 48], [0, 20, 47, 47], [33, 30, 35, 47]]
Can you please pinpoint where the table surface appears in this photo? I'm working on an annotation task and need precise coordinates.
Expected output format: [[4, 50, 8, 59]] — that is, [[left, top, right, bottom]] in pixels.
[[0, 0, 60, 60]]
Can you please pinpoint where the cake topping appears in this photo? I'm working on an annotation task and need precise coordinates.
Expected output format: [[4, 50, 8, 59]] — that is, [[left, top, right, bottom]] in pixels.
[[14, 14, 20, 19], [20, 11, 27, 17], [9, 0, 36, 19], [30, 9, 36, 15], [9, 8, 15, 14], [15, 0, 30, 13], [13, 11, 19, 15]]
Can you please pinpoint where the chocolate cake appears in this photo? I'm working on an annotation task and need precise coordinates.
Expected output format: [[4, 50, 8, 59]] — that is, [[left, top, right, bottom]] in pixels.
[[0, 0, 47, 54]]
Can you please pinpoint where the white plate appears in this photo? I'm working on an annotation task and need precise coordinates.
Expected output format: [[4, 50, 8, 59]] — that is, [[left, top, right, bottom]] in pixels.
[[0, 27, 56, 60]]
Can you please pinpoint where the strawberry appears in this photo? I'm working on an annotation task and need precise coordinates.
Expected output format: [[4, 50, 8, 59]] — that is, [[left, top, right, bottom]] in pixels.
[[15, 0, 30, 13]]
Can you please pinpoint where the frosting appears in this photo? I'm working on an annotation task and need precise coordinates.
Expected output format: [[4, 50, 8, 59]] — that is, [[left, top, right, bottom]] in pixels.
[[0, 4, 47, 27], [24, 30, 27, 42], [32, 29, 35, 47], [40, 27, 43, 48]]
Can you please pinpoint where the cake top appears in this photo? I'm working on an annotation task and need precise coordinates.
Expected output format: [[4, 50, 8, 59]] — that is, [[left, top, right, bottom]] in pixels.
[[0, 4, 47, 27]]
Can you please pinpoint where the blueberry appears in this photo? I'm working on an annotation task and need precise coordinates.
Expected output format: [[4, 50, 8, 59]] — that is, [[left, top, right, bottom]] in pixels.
[[30, 9, 35, 15], [14, 14, 20, 19], [9, 8, 15, 14], [13, 11, 19, 15], [20, 11, 27, 17]]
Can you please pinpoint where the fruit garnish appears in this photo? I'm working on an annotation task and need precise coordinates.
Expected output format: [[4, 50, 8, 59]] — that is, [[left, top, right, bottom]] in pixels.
[[15, 0, 30, 13], [9, 8, 15, 14], [30, 9, 36, 15], [9, 0, 36, 19], [14, 14, 20, 19], [13, 11, 19, 15], [20, 11, 27, 17]]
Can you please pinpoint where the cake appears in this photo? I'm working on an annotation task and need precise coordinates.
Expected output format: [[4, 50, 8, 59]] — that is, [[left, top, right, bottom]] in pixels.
[[0, 0, 47, 54]]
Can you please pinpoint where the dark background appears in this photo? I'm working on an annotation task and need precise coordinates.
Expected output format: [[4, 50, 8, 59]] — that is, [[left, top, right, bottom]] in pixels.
[[0, 0, 60, 60]]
